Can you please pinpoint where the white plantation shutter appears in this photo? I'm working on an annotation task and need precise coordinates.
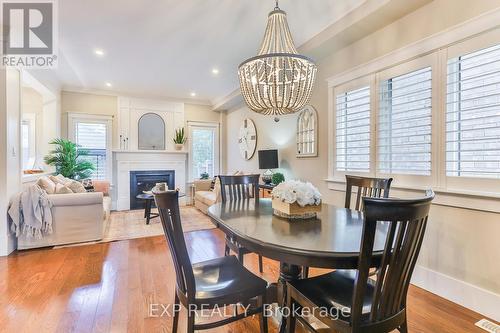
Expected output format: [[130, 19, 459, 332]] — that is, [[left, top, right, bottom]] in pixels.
[[446, 43, 500, 179], [75, 121, 107, 180], [335, 86, 371, 172], [75, 122, 106, 149], [378, 67, 432, 175]]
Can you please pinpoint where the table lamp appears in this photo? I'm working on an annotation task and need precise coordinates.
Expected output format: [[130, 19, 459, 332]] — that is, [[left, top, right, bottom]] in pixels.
[[258, 149, 279, 184]]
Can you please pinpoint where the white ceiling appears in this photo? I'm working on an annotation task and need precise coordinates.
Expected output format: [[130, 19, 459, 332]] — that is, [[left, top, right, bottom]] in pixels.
[[57, 0, 366, 104]]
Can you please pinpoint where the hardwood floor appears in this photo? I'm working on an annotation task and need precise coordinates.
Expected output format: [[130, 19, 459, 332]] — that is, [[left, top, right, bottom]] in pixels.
[[0, 229, 494, 333]]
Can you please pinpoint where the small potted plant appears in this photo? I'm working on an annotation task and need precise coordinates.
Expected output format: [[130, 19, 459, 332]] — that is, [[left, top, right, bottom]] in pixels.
[[173, 127, 187, 150], [271, 172, 285, 185], [200, 172, 210, 180]]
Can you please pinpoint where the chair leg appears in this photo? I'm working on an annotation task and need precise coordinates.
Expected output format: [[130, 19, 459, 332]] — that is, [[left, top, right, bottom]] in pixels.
[[258, 255, 263, 273], [224, 243, 230, 256], [237, 250, 244, 264], [398, 321, 408, 333], [302, 266, 309, 279], [146, 200, 151, 225], [187, 311, 195, 333], [259, 295, 268, 333], [172, 293, 180, 333], [286, 291, 296, 333]]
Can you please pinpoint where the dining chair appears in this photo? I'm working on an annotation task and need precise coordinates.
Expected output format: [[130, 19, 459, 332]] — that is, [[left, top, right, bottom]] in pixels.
[[345, 175, 393, 211], [302, 175, 393, 279], [154, 190, 268, 333], [218, 174, 264, 273], [286, 191, 435, 333]]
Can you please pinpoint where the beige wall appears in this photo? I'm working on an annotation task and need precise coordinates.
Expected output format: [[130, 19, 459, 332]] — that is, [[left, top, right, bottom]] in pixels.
[[225, 0, 500, 295], [185, 103, 222, 123]]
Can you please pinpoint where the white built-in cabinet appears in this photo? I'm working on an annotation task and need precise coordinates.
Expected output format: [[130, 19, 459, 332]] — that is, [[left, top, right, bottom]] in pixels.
[[116, 97, 185, 151]]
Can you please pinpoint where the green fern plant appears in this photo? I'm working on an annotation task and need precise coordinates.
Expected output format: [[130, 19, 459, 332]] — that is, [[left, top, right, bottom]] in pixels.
[[44, 138, 95, 180], [173, 127, 187, 144]]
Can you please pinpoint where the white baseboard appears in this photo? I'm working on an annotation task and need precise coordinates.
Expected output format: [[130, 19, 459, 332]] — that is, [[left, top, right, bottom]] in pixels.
[[411, 265, 500, 322]]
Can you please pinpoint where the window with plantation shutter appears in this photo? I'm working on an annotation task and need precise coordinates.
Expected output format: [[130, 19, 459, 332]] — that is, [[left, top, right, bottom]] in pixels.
[[446, 43, 500, 179], [335, 86, 371, 172], [378, 67, 432, 175], [74, 121, 108, 180]]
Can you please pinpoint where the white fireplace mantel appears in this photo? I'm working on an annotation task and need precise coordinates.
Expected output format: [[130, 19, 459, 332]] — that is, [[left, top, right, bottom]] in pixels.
[[112, 150, 188, 211]]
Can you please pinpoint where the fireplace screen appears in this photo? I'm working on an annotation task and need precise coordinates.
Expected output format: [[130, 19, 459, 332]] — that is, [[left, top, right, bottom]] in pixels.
[[129, 170, 175, 209]]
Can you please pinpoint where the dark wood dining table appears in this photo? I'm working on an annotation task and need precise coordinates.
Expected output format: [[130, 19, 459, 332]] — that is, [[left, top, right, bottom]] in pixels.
[[208, 199, 390, 332]]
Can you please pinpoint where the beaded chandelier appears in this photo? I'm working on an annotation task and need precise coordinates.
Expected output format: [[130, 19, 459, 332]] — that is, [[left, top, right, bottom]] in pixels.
[[238, 1, 317, 115]]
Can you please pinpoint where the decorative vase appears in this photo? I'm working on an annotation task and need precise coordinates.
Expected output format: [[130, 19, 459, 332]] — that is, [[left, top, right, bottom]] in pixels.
[[272, 198, 322, 220], [175, 144, 183, 151]]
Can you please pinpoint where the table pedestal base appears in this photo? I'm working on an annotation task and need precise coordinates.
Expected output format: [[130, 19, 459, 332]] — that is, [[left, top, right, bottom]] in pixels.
[[277, 262, 302, 333]]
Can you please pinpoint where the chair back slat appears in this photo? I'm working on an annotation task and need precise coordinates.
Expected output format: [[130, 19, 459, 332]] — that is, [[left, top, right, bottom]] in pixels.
[[154, 190, 196, 301], [219, 175, 260, 203], [345, 175, 393, 211], [350, 191, 434, 330]]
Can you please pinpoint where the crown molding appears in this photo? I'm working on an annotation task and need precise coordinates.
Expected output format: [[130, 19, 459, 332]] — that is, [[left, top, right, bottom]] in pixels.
[[62, 86, 212, 106]]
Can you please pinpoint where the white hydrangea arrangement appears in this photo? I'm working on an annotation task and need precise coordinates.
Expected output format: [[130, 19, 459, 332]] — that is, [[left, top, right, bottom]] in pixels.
[[271, 180, 322, 207]]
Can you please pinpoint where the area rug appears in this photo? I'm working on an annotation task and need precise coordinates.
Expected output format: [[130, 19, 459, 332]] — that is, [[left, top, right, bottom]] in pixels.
[[103, 206, 215, 242], [54, 206, 215, 248]]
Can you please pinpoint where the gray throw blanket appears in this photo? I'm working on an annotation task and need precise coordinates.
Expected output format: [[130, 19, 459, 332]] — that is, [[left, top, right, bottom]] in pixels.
[[8, 184, 53, 239]]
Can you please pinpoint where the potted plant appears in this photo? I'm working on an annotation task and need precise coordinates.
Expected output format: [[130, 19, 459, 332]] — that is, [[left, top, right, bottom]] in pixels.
[[44, 138, 95, 180], [173, 127, 187, 150], [271, 172, 285, 185], [200, 172, 210, 180]]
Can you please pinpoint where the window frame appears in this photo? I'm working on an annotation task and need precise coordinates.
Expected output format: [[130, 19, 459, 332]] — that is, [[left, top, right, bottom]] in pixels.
[[443, 29, 500, 194], [375, 54, 440, 188], [187, 121, 220, 182], [331, 75, 375, 180], [68, 113, 113, 181], [21, 113, 37, 171]]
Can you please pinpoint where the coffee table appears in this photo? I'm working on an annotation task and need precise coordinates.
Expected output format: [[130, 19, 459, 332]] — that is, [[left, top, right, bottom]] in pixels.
[[136, 191, 186, 224]]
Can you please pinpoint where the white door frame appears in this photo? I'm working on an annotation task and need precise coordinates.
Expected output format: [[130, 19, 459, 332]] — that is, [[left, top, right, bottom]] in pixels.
[[187, 121, 220, 181]]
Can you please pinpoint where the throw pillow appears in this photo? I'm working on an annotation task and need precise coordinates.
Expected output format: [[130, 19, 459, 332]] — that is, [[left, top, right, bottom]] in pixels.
[[51, 174, 66, 184], [81, 179, 95, 192], [55, 183, 73, 194], [36, 176, 56, 194], [67, 180, 87, 193], [210, 177, 216, 190]]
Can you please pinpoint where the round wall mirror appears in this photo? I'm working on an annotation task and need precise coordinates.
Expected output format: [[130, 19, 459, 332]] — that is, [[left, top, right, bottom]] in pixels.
[[138, 113, 165, 150]]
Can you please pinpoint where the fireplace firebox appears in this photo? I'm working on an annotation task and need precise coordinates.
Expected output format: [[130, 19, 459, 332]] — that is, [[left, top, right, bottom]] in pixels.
[[129, 170, 175, 210]]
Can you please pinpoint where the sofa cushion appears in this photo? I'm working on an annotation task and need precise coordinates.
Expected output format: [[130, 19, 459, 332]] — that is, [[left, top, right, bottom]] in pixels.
[[66, 180, 87, 193], [36, 176, 56, 194], [50, 174, 71, 185], [195, 191, 217, 206], [55, 183, 73, 194]]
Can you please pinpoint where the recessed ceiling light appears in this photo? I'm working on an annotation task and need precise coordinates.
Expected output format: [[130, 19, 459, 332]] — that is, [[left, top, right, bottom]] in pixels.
[[212, 68, 219, 75], [190, 92, 196, 97], [105, 82, 112, 87], [94, 49, 105, 56]]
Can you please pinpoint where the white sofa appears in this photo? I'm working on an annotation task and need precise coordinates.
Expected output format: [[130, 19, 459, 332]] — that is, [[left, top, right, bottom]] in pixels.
[[17, 192, 110, 250], [194, 179, 219, 214]]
